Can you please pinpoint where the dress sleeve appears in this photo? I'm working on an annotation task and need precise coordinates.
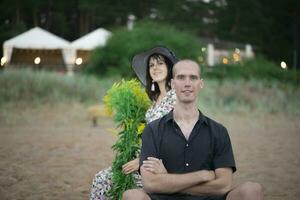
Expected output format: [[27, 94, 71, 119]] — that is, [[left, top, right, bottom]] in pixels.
[[145, 89, 176, 123]]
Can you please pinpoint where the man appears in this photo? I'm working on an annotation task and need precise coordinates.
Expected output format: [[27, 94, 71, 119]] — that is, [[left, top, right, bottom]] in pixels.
[[123, 60, 263, 200]]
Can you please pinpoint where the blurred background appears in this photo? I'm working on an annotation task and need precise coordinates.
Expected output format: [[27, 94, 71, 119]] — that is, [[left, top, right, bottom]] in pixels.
[[0, 0, 300, 200]]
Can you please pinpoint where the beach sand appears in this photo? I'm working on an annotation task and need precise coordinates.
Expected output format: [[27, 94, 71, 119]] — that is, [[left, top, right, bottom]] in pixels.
[[0, 104, 299, 200]]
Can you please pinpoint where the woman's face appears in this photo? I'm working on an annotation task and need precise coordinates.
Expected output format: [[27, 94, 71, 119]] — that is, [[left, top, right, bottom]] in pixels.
[[148, 56, 168, 84]]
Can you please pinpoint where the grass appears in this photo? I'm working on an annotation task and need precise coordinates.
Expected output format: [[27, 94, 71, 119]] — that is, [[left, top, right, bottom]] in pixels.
[[199, 78, 300, 115], [0, 68, 119, 105], [0, 68, 120, 125], [1, 68, 299, 125]]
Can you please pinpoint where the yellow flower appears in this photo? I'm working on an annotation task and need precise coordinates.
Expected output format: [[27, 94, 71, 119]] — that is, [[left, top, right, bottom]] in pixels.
[[137, 123, 145, 135], [103, 79, 150, 117], [129, 79, 151, 109]]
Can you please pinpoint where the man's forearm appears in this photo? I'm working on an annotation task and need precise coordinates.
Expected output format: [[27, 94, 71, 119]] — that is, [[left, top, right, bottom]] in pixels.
[[180, 177, 231, 196], [141, 168, 214, 194], [180, 168, 232, 196]]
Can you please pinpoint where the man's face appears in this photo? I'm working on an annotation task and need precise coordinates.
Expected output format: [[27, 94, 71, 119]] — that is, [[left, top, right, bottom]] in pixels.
[[171, 61, 203, 104]]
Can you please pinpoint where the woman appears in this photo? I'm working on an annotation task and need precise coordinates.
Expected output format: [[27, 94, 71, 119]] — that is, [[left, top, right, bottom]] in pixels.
[[90, 46, 177, 200]]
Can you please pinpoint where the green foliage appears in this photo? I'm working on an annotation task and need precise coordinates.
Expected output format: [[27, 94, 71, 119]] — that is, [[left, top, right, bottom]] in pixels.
[[86, 21, 204, 77], [216, 0, 300, 67], [103, 79, 151, 199], [0, 68, 117, 105], [203, 57, 300, 84], [1, 0, 298, 68]]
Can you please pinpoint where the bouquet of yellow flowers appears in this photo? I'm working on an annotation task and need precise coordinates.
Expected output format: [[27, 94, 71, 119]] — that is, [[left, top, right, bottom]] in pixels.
[[103, 79, 151, 199]]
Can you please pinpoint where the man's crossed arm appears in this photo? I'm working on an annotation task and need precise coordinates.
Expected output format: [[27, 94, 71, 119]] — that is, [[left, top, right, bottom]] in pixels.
[[141, 157, 232, 196]]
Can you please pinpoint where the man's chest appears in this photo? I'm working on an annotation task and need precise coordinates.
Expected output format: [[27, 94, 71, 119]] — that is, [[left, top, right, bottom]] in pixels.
[[176, 120, 198, 140], [159, 128, 214, 173]]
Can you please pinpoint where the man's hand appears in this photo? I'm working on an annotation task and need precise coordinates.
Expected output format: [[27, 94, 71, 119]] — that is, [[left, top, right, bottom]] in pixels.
[[200, 170, 216, 182], [142, 157, 168, 174], [122, 158, 139, 174]]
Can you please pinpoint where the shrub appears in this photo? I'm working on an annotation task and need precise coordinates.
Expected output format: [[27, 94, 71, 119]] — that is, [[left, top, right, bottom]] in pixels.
[[85, 21, 204, 77], [203, 56, 300, 84]]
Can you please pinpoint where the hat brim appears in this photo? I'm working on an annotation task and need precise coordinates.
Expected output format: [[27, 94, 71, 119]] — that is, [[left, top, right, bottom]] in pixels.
[[132, 46, 177, 86]]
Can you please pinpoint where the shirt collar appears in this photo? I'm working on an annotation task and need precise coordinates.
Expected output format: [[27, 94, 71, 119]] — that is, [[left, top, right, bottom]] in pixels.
[[165, 109, 208, 125]]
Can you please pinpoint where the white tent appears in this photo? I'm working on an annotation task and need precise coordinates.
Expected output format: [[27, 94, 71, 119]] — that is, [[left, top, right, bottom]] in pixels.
[[3, 27, 73, 65], [69, 28, 112, 67], [71, 28, 112, 51]]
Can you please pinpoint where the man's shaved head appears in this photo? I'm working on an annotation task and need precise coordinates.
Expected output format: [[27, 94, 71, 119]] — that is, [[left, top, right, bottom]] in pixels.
[[172, 60, 201, 78]]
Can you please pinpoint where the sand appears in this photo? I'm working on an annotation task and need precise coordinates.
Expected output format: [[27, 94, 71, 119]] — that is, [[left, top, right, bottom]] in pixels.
[[0, 104, 300, 200]]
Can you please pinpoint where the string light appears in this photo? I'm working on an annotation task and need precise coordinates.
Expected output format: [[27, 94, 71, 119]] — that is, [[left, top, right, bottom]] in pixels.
[[75, 57, 83, 65], [233, 53, 240, 62], [222, 57, 229, 64], [280, 61, 287, 69], [1, 57, 7, 66], [34, 57, 41, 65]]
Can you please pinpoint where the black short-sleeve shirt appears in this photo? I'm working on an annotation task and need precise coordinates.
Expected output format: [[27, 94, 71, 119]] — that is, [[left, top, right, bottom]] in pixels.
[[140, 110, 236, 200]]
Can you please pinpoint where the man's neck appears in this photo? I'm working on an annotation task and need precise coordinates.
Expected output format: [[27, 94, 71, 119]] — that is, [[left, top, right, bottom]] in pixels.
[[173, 102, 199, 140], [173, 102, 199, 123]]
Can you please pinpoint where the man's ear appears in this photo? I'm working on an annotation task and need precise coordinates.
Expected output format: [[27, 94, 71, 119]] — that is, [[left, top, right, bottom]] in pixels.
[[200, 79, 204, 89], [171, 79, 175, 89]]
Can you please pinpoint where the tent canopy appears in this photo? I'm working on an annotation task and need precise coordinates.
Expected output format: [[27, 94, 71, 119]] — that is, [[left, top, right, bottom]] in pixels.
[[4, 27, 70, 49], [2, 27, 112, 66], [71, 28, 112, 50], [3, 27, 71, 64]]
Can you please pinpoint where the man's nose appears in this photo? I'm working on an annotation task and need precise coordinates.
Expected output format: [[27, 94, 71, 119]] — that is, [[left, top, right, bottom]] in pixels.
[[184, 78, 192, 86]]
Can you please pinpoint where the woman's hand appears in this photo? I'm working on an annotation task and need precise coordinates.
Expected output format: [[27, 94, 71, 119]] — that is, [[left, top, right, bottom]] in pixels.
[[142, 157, 168, 174], [122, 158, 140, 174]]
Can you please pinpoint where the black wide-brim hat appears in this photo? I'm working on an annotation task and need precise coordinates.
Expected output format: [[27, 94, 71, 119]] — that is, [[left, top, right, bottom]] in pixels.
[[132, 46, 178, 86]]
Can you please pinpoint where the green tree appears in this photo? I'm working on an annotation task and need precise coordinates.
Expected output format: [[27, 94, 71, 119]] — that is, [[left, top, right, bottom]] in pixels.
[[216, 0, 300, 70]]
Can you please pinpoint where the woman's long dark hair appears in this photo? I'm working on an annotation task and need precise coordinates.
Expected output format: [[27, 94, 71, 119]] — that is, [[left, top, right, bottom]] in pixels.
[[145, 54, 173, 102]]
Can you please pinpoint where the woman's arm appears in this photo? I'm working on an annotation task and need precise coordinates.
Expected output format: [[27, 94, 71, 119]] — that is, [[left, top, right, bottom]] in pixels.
[[122, 158, 140, 174]]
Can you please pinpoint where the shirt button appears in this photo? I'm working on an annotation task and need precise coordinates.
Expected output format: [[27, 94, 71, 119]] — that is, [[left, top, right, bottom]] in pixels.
[[185, 163, 189, 166], [186, 144, 189, 147]]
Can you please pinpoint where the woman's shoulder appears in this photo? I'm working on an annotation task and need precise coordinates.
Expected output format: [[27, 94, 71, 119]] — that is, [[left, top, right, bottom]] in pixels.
[[167, 89, 176, 97], [145, 89, 176, 123], [165, 89, 176, 104]]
